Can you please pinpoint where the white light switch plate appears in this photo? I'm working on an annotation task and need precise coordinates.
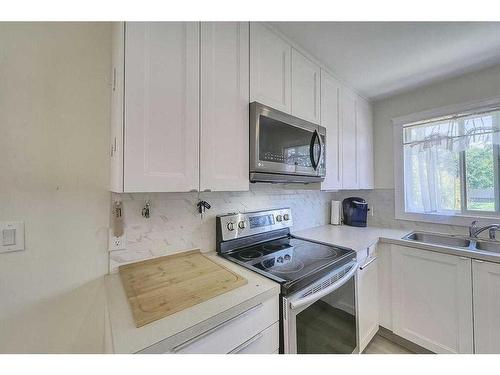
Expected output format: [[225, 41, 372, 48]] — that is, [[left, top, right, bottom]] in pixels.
[[0, 221, 25, 253]]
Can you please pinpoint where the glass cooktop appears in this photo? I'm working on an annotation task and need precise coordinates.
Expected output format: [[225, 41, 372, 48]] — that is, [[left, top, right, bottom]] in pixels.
[[224, 236, 355, 293]]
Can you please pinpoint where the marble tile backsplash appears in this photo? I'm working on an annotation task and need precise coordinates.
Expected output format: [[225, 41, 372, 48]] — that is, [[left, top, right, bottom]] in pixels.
[[332, 189, 467, 235], [108, 186, 471, 272], [109, 183, 336, 271]]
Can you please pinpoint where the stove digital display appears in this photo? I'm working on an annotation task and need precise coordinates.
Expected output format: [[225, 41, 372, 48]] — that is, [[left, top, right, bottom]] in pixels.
[[249, 214, 275, 228]]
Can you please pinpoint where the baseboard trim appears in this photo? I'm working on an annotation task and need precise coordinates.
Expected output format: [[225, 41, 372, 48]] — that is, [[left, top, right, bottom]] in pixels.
[[378, 326, 434, 354]]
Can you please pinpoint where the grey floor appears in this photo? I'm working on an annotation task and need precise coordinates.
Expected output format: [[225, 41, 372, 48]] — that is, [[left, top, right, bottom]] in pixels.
[[363, 334, 414, 354]]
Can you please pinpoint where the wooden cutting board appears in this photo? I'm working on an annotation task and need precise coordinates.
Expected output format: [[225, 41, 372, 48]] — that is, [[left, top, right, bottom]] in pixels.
[[119, 250, 247, 328]]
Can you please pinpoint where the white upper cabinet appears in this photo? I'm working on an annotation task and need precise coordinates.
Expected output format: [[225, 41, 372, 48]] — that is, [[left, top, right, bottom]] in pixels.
[[124, 22, 200, 192], [291, 49, 321, 124], [200, 22, 249, 192], [250, 23, 292, 113], [110, 22, 124, 193], [391, 245, 473, 354], [357, 96, 374, 189], [320, 70, 342, 190], [341, 88, 358, 189], [472, 259, 500, 354], [110, 21, 374, 193]]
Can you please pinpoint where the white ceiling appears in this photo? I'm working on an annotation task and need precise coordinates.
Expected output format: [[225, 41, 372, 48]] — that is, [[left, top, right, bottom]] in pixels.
[[271, 22, 500, 100]]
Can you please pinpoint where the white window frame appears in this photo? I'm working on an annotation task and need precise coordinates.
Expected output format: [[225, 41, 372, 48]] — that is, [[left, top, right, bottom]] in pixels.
[[393, 96, 500, 227]]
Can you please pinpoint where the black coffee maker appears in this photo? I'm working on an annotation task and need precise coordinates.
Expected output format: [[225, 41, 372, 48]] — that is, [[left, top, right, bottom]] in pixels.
[[342, 197, 369, 227]]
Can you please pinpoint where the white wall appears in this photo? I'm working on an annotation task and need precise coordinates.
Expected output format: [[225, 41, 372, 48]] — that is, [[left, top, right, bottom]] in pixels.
[[0, 22, 111, 353], [373, 63, 500, 189]]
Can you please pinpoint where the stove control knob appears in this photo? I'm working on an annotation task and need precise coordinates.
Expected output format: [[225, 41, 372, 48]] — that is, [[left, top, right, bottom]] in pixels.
[[276, 215, 283, 222], [283, 213, 290, 221], [226, 222, 235, 231], [277, 256, 284, 263], [284, 254, 291, 261], [238, 220, 246, 230]]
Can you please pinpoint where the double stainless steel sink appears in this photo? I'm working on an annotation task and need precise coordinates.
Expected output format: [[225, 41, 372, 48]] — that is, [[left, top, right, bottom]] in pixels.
[[403, 231, 500, 254]]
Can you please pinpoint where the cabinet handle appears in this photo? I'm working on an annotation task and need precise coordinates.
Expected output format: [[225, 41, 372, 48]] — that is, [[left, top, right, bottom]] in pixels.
[[473, 259, 484, 263], [171, 303, 263, 353], [459, 256, 470, 261], [228, 332, 264, 354], [112, 67, 117, 91], [360, 256, 377, 270]]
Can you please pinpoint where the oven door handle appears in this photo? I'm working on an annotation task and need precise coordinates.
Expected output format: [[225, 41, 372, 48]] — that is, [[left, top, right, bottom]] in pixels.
[[289, 262, 358, 311]]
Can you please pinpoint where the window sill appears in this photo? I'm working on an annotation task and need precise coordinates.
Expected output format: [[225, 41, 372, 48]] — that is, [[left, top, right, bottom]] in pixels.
[[395, 210, 500, 227]]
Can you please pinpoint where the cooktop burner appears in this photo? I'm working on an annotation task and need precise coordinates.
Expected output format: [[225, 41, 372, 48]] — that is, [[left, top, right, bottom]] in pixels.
[[262, 243, 288, 252], [295, 244, 337, 260], [262, 258, 305, 274], [238, 249, 263, 260]]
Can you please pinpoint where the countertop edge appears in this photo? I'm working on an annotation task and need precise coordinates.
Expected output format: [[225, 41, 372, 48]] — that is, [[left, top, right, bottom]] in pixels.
[[380, 236, 500, 264]]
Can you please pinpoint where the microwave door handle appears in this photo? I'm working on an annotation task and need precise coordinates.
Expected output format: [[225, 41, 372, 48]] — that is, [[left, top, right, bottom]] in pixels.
[[316, 131, 323, 168], [309, 130, 319, 170], [289, 261, 359, 310]]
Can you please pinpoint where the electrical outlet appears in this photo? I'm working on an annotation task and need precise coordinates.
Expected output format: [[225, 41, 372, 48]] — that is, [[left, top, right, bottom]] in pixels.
[[109, 230, 126, 251]]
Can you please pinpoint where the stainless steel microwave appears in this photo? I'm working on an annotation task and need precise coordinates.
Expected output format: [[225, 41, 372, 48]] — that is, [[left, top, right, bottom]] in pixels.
[[250, 102, 326, 183]]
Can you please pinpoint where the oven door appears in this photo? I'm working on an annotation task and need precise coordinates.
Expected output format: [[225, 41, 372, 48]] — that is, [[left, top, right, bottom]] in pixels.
[[250, 102, 326, 181], [282, 260, 359, 354]]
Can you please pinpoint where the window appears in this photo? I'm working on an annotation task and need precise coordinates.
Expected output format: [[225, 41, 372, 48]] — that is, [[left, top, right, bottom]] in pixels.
[[395, 101, 500, 224]]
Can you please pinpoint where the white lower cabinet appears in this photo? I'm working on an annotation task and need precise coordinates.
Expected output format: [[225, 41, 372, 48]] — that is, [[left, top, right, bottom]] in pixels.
[[229, 322, 279, 354], [357, 254, 379, 352], [171, 296, 279, 354], [377, 243, 393, 331], [472, 259, 500, 353], [391, 245, 473, 354]]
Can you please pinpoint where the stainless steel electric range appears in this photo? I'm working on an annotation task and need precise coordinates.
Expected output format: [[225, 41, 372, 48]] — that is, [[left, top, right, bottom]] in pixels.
[[216, 208, 359, 354]]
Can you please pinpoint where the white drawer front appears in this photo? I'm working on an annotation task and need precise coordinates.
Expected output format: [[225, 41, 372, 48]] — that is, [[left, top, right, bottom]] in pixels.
[[230, 322, 279, 354], [173, 297, 278, 354]]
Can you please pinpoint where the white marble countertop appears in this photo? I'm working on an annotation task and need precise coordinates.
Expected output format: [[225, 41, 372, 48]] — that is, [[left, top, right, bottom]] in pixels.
[[105, 251, 280, 354], [293, 224, 500, 264], [293, 225, 410, 253]]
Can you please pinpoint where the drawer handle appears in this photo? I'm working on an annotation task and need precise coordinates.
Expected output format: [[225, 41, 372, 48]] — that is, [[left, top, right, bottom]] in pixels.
[[228, 332, 264, 354], [171, 303, 264, 353], [360, 256, 377, 270]]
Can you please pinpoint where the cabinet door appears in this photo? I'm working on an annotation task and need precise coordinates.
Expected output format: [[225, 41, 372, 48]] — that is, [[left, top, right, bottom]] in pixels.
[[320, 70, 342, 190], [356, 96, 374, 189], [250, 23, 291, 113], [124, 22, 199, 192], [377, 243, 393, 331], [200, 22, 249, 192], [357, 256, 379, 352], [291, 48, 320, 124], [391, 245, 473, 353], [110, 22, 124, 193], [472, 259, 500, 353], [341, 88, 358, 189]]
